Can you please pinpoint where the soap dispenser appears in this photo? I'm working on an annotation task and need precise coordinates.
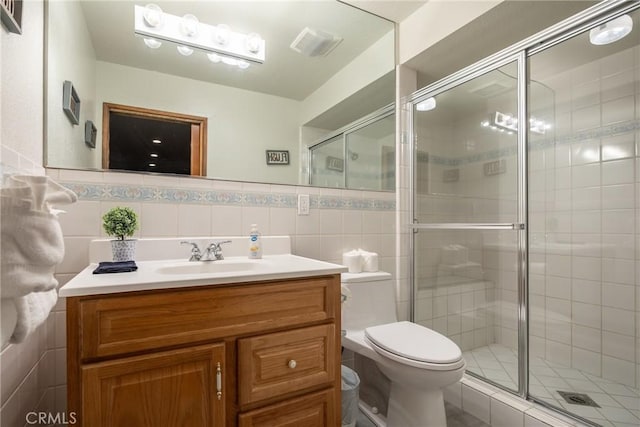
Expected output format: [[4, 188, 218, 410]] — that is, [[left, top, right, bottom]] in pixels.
[[248, 224, 262, 259]]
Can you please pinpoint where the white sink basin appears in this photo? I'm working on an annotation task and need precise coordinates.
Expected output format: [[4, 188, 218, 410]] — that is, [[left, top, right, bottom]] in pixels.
[[157, 260, 263, 275]]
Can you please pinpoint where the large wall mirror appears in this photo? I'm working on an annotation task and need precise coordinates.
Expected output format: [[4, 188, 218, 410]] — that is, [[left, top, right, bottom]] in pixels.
[[45, 0, 396, 189]]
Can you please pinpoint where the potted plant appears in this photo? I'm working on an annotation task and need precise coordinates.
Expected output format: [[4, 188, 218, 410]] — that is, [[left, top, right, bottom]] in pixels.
[[102, 206, 139, 262]]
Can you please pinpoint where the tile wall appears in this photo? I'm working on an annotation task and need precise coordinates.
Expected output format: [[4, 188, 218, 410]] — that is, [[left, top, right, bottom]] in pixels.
[[528, 46, 640, 389]]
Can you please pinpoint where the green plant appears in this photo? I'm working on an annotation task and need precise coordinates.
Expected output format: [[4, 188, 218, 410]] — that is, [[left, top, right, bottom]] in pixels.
[[102, 207, 139, 240]]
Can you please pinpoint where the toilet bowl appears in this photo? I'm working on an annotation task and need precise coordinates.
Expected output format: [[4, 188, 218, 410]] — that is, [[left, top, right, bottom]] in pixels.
[[341, 272, 466, 427]]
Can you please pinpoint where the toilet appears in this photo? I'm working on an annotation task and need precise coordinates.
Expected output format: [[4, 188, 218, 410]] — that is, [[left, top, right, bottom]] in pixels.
[[341, 271, 466, 427]]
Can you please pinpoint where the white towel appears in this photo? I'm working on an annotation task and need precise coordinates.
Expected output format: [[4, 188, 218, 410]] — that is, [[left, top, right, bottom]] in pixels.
[[10, 289, 58, 343], [1, 175, 77, 343]]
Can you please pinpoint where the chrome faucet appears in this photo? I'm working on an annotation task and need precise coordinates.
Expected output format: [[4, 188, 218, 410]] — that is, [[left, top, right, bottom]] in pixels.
[[181, 241, 202, 261], [181, 240, 231, 262], [203, 240, 231, 261]]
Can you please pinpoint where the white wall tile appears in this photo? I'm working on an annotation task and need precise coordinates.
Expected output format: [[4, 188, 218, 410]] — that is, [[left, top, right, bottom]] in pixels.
[[269, 207, 297, 236], [602, 159, 635, 185], [572, 347, 602, 377], [491, 398, 525, 427], [602, 282, 635, 310], [319, 209, 343, 235], [572, 324, 601, 352], [177, 204, 212, 236], [241, 207, 271, 235], [140, 203, 178, 236], [602, 356, 636, 387], [602, 96, 635, 125], [572, 302, 601, 329], [211, 206, 243, 235], [57, 201, 102, 236], [462, 383, 491, 425], [602, 331, 635, 362], [603, 307, 634, 336]]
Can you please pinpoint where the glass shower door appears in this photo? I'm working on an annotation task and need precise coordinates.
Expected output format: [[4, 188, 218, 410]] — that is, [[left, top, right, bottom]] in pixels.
[[411, 60, 525, 393], [526, 8, 640, 425]]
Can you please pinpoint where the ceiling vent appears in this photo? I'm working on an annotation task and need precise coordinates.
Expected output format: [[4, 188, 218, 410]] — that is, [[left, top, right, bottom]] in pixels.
[[290, 27, 342, 57]]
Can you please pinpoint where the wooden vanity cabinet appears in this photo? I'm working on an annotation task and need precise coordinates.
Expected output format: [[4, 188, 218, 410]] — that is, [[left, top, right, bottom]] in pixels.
[[66, 275, 341, 427]]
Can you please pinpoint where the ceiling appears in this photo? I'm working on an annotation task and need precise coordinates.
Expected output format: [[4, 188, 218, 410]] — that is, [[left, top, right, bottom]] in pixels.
[[405, 1, 599, 87], [79, 0, 395, 101]]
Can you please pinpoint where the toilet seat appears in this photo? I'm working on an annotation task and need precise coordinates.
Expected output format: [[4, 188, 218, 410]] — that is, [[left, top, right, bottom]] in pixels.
[[364, 321, 465, 371]]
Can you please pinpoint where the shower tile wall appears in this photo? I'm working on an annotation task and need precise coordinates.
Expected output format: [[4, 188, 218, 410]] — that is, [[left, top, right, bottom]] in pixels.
[[528, 45, 640, 389]]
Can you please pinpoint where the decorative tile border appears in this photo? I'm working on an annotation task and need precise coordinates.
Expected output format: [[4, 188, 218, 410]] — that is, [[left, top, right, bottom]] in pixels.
[[60, 181, 396, 211]]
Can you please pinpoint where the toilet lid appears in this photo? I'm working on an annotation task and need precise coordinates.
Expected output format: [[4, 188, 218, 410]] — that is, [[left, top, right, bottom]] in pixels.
[[364, 321, 462, 364]]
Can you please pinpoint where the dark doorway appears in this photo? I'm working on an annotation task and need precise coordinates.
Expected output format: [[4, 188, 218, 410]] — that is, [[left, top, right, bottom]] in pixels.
[[102, 103, 207, 176]]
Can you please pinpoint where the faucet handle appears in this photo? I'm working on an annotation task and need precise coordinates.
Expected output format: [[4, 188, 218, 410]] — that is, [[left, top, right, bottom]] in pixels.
[[207, 240, 232, 260], [181, 241, 202, 261]]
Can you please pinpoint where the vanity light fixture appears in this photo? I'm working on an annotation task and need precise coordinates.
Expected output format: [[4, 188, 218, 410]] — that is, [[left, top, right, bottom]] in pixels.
[[589, 14, 633, 45], [481, 111, 550, 135], [134, 4, 265, 68]]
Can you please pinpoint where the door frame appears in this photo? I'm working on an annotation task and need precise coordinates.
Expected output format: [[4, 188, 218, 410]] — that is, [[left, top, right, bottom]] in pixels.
[[102, 103, 208, 176]]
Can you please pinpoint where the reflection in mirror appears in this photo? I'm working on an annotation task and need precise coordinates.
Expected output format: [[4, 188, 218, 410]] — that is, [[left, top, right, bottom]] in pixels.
[[309, 105, 395, 190], [103, 103, 207, 176], [45, 0, 395, 187]]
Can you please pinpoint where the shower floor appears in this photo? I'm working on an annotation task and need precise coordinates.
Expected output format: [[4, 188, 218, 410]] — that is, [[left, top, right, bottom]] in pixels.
[[463, 344, 640, 427]]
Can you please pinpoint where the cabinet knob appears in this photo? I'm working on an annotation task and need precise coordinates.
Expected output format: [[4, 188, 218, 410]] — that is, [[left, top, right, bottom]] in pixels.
[[288, 359, 297, 369]]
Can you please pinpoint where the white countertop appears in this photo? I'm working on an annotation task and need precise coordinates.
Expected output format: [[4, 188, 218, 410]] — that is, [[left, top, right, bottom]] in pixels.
[[59, 254, 347, 297]]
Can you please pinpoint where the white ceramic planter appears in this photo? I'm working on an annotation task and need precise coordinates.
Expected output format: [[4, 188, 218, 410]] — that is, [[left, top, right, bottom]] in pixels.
[[111, 239, 137, 262]]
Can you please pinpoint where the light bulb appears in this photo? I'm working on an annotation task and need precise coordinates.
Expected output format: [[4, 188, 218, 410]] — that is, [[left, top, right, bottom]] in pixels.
[[237, 60, 250, 69], [589, 14, 633, 45], [207, 53, 221, 63], [215, 24, 231, 45], [221, 56, 238, 66], [245, 33, 262, 54], [177, 45, 194, 56], [416, 97, 436, 112], [143, 4, 164, 28], [179, 14, 199, 37], [143, 38, 162, 49]]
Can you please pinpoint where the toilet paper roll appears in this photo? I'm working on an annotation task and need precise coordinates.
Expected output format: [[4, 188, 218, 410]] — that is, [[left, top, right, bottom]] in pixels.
[[342, 251, 362, 273], [361, 251, 378, 272]]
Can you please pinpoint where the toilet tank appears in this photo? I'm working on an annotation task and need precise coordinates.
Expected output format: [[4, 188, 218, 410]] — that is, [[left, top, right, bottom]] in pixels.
[[341, 271, 397, 331]]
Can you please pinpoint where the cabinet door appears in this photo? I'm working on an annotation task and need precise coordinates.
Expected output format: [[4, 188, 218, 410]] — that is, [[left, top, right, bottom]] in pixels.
[[82, 343, 225, 427]]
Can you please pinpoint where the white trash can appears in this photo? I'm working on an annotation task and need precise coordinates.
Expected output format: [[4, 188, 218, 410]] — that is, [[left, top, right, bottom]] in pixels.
[[341, 365, 360, 427]]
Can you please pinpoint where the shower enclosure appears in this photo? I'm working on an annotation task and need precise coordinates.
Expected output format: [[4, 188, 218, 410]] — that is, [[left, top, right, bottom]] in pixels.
[[409, 2, 639, 426]]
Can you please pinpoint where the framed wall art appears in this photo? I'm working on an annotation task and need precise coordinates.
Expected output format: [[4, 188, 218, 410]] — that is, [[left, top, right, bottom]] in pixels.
[[265, 150, 289, 165], [63, 80, 80, 125]]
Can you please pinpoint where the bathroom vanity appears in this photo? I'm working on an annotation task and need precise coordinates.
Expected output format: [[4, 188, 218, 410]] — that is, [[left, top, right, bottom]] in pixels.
[[61, 238, 346, 427]]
